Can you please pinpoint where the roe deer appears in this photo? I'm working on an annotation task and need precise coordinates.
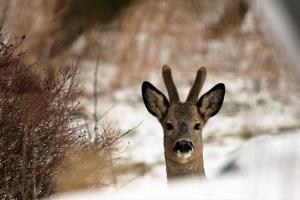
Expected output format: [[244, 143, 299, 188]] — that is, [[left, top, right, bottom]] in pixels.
[[141, 65, 225, 179]]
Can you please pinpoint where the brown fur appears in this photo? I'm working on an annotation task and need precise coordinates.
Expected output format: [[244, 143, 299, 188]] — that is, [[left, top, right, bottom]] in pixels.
[[162, 103, 205, 178], [142, 66, 225, 180]]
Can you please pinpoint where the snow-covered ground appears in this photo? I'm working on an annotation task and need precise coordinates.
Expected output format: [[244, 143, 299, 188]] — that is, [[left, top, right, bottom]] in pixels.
[[50, 131, 300, 200], [47, 37, 300, 197], [65, 7, 300, 195], [77, 68, 300, 186]]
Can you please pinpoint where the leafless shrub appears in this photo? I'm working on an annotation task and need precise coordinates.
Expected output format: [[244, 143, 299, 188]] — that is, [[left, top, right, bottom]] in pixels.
[[0, 34, 82, 199], [0, 33, 136, 198]]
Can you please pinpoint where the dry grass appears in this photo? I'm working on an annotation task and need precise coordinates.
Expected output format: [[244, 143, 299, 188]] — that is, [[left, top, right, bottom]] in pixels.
[[54, 148, 112, 192], [0, 0, 133, 66], [76, 0, 284, 94], [0, 0, 285, 93], [53, 124, 124, 193]]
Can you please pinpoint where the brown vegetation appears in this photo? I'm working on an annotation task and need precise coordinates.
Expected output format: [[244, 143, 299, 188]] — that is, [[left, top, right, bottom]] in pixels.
[[0, 0, 285, 94], [53, 124, 124, 193], [0, 34, 124, 199], [0, 34, 81, 199]]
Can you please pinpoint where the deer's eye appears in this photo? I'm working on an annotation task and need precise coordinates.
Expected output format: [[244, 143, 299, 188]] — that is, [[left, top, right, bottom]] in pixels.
[[166, 123, 173, 130], [194, 123, 201, 130]]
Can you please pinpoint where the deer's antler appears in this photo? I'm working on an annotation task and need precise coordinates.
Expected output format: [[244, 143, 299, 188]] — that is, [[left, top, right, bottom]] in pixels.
[[186, 67, 207, 103], [162, 65, 180, 104]]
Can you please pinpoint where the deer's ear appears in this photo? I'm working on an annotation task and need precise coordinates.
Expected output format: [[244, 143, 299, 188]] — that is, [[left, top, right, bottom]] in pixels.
[[197, 83, 225, 121], [142, 81, 169, 120]]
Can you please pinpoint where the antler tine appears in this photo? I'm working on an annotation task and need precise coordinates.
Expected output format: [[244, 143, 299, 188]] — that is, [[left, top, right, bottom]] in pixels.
[[162, 65, 180, 104], [186, 67, 207, 103]]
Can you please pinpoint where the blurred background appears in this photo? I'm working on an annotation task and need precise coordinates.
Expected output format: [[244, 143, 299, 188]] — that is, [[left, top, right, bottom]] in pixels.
[[0, 0, 300, 199]]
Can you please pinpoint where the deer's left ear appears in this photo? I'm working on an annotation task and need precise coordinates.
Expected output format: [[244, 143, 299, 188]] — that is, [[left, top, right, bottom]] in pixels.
[[197, 83, 225, 121]]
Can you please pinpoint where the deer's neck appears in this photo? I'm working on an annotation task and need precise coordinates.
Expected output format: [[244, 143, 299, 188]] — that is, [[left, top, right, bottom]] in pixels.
[[164, 154, 206, 179]]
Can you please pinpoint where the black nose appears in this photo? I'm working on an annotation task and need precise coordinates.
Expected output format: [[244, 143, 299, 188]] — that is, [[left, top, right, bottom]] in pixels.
[[173, 140, 194, 153]]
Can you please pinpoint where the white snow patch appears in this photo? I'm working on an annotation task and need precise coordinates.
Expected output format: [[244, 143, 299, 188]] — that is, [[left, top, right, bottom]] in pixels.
[[50, 132, 300, 200]]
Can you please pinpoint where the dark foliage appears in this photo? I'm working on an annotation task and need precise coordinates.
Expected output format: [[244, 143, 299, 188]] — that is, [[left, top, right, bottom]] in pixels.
[[48, 0, 134, 57]]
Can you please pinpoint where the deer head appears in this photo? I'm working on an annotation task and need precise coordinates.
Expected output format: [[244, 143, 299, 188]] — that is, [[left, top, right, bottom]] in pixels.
[[142, 65, 225, 179]]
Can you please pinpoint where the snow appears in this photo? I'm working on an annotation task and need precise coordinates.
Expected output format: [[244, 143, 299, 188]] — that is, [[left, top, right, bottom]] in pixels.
[[65, 70, 300, 199], [50, 131, 300, 200], [70, 8, 300, 196], [51, 40, 300, 200]]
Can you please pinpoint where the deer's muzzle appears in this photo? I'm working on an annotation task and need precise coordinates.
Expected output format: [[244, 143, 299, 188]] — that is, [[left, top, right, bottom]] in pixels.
[[173, 139, 194, 159]]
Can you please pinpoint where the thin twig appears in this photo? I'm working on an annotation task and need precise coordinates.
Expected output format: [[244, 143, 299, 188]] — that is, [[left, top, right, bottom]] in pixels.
[[98, 105, 116, 121], [117, 121, 142, 140], [93, 55, 100, 127]]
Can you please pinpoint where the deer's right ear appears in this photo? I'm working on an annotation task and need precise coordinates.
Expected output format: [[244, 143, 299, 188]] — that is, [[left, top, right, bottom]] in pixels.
[[142, 81, 169, 120]]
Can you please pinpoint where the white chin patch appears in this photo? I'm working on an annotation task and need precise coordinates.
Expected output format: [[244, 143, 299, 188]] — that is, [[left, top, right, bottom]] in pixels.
[[176, 150, 193, 162]]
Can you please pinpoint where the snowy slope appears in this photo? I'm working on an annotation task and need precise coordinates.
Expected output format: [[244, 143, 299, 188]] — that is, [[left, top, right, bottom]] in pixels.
[[50, 131, 300, 200]]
